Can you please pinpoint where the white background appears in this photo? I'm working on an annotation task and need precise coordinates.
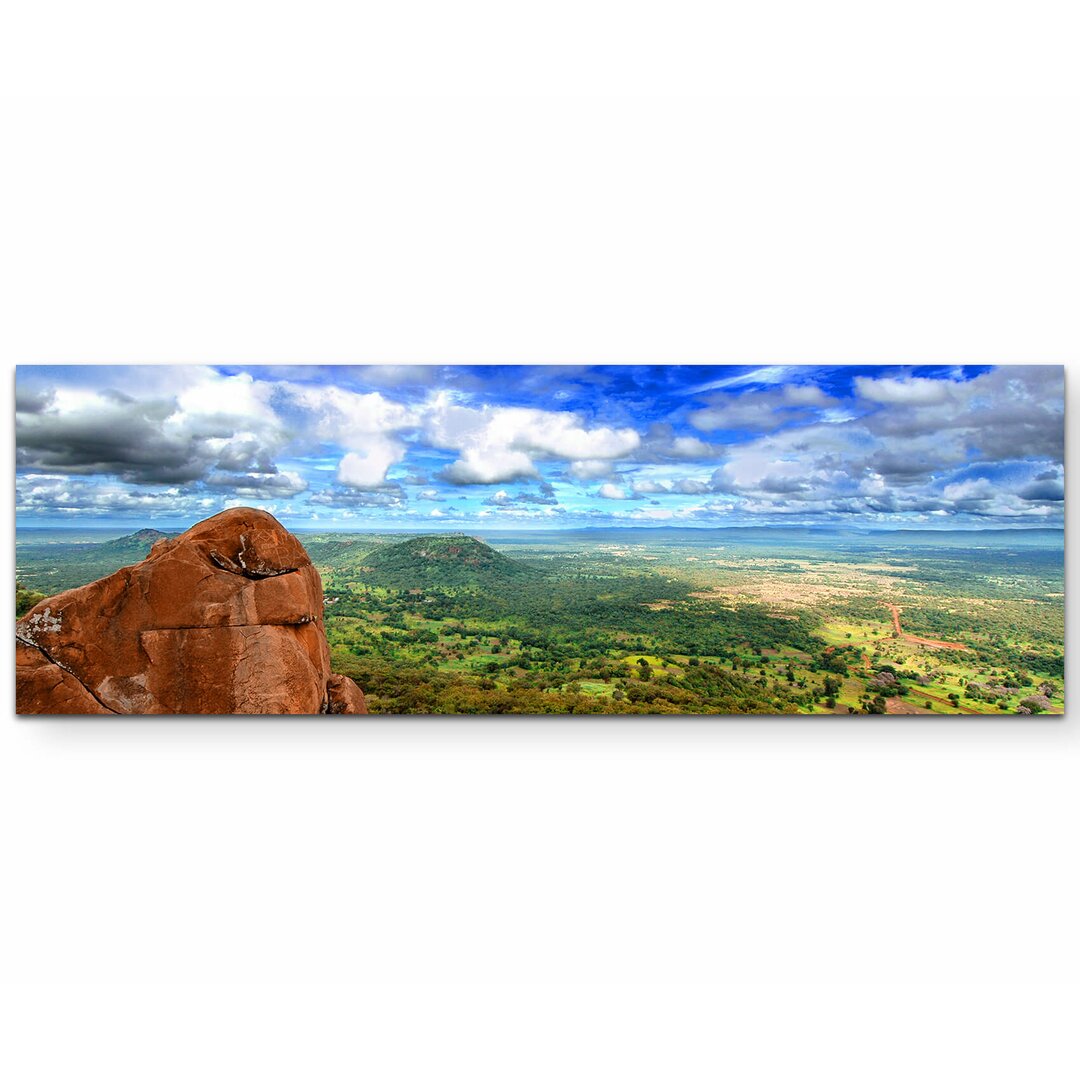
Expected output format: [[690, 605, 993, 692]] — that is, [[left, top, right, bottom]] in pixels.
[[1, 5, 1078, 1077]]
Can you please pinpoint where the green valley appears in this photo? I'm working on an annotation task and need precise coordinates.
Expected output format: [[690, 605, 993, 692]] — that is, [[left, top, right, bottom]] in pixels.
[[17, 524, 1063, 716]]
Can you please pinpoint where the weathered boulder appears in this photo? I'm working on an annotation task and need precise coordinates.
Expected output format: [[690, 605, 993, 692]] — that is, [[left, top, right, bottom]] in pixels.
[[15, 508, 366, 715], [868, 670, 898, 690]]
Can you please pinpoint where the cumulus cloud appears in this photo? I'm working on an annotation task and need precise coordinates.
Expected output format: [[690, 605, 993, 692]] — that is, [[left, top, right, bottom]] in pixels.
[[516, 481, 560, 505], [675, 366, 1063, 522], [483, 481, 560, 508], [1019, 477, 1064, 501], [15, 384, 55, 414], [15, 364, 1064, 527], [636, 423, 717, 461], [942, 477, 996, 506], [203, 470, 308, 497], [16, 473, 219, 520], [687, 383, 838, 433], [337, 438, 408, 490], [282, 384, 414, 488], [16, 369, 289, 486], [630, 478, 670, 494], [439, 448, 539, 485], [853, 375, 954, 405], [282, 386, 644, 487], [568, 459, 616, 482], [308, 484, 406, 509], [426, 394, 640, 484], [671, 477, 712, 495], [855, 366, 1064, 463]]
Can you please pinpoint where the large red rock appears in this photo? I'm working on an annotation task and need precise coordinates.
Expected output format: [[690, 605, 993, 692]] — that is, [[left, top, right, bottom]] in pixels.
[[15, 508, 366, 715]]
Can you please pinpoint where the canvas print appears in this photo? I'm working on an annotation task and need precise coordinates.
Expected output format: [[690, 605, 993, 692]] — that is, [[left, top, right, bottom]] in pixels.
[[15, 365, 1064, 716]]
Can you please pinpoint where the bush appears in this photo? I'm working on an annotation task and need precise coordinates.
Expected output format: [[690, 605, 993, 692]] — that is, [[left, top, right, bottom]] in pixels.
[[1020, 694, 1051, 713]]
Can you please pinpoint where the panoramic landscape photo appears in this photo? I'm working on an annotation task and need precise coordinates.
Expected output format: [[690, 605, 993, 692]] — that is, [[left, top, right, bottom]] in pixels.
[[15, 364, 1065, 715]]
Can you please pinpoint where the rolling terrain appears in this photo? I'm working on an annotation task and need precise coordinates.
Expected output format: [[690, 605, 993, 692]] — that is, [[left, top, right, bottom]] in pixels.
[[16, 525, 1065, 716]]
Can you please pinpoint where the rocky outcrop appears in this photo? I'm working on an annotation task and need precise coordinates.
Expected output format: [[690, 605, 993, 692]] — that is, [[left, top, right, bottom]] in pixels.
[[867, 670, 899, 690], [15, 508, 366, 715]]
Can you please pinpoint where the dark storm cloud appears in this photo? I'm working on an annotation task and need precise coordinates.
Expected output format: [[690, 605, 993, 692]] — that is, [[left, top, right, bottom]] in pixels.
[[1018, 478, 1065, 502], [14, 384, 55, 414], [15, 386, 288, 486], [15, 398, 210, 483]]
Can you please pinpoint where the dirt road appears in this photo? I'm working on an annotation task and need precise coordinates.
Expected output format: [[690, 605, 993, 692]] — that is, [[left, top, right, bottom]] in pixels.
[[901, 686, 990, 714], [886, 603, 972, 652]]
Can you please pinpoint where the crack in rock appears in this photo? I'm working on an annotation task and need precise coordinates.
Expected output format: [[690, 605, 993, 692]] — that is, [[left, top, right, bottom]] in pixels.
[[16, 633, 120, 714], [139, 617, 319, 633], [209, 533, 298, 579]]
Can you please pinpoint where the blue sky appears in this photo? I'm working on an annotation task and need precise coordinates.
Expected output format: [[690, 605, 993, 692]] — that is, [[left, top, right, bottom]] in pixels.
[[15, 364, 1064, 530]]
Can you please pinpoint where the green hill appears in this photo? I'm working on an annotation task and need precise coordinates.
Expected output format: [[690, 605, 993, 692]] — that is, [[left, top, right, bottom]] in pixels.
[[99, 528, 172, 557], [356, 534, 540, 590], [15, 528, 176, 599], [302, 538, 376, 567]]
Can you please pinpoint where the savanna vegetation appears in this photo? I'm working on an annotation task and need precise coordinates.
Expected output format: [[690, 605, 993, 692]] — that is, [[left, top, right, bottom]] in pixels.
[[16, 525, 1065, 716]]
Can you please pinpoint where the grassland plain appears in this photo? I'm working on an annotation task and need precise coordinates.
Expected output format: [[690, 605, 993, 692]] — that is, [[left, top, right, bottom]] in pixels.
[[16, 525, 1064, 716]]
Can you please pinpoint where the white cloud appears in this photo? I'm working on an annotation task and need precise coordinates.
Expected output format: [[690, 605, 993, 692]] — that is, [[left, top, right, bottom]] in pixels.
[[671, 477, 712, 494], [337, 437, 408, 489], [858, 472, 887, 496], [688, 386, 838, 433], [668, 435, 713, 458], [283, 384, 416, 488], [682, 365, 799, 395], [597, 482, 630, 500], [568, 459, 615, 481], [942, 477, 995, 503], [630, 478, 670, 494], [440, 448, 539, 485], [286, 384, 414, 439], [204, 470, 308, 497], [16, 474, 219, 520], [853, 375, 953, 405], [782, 384, 833, 407], [426, 393, 639, 484]]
